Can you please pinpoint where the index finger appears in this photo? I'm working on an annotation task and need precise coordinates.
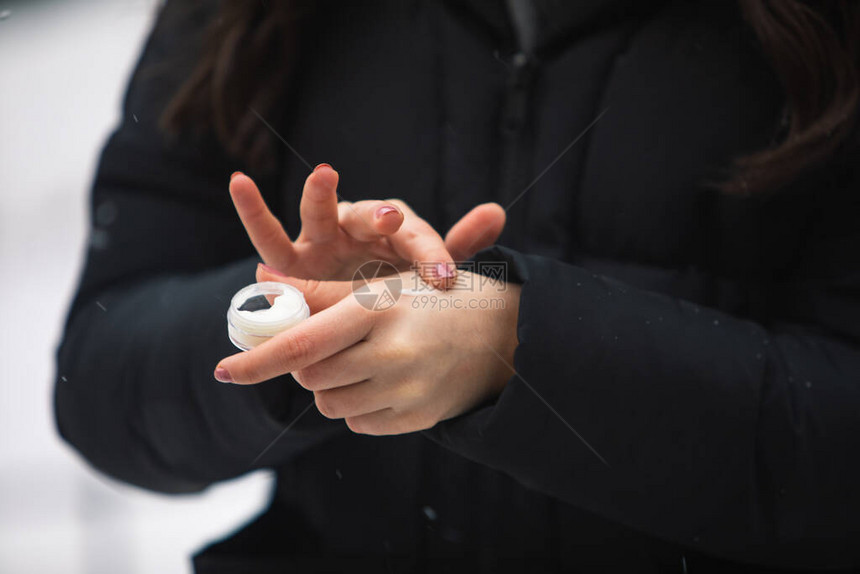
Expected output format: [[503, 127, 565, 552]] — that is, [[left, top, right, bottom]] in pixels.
[[215, 294, 374, 385], [230, 172, 297, 270], [385, 199, 457, 289]]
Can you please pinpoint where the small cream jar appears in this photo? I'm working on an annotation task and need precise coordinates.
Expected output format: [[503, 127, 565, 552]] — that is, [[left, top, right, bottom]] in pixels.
[[227, 282, 310, 351]]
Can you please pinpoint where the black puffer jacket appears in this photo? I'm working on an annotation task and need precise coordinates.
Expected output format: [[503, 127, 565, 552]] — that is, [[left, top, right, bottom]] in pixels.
[[55, 0, 860, 572]]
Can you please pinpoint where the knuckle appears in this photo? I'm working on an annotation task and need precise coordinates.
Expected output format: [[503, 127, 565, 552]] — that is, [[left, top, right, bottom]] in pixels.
[[399, 227, 420, 242], [374, 344, 402, 365], [376, 340, 413, 367], [243, 201, 270, 222], [257, 221, 284, 244], [231, 359, 267, 384], [344, 417, 363, 433], [382, 333, 416, 362], [294, 364, 323, 390], [337, 202, 356, 220], [345, 416, 379, 435], [397, 378, 427, 404], [400, 410, 436, 434], [302, 279, 323, 300], [290, 369, 310, 389], [276, 331, 314, 366], [314, 391, 339, 419], [415, 411, 440, 431]]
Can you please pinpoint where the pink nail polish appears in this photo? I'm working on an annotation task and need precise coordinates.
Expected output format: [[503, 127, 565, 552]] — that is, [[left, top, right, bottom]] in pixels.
[[259, 263, 288, 278], [313, 163, 332, 173], [435, 262, 456, 279], [214, 366, 233, 383], [375, 206, 400, 219], [231, 171, 243, 182]]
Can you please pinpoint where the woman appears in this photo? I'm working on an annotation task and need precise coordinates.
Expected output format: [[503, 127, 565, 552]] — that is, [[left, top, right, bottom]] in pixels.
[[56, 0, 860, 571]]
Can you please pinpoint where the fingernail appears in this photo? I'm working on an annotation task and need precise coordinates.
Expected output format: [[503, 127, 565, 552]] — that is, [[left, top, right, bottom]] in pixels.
[[259, 263, 288, 278], [435, 262, 456, 279], [214, 366, 233, 383], [231, 171, 243, 181], [375, 206, 400, 219], [313, 163, 332, 173]]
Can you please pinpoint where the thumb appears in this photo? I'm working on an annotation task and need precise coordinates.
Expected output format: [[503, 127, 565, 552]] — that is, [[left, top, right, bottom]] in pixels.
[[256, 264, 355, 313], [445, 203, 506, 261]]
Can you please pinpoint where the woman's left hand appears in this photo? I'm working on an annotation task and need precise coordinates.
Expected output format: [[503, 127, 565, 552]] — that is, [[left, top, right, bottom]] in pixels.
[[214, 265, 520, 434], [230, 167, 506, 289]]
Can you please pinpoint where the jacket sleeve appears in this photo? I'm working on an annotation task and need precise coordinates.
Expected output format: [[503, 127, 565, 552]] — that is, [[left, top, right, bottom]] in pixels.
[[54, 1, 341, 494], [425, 177, 860, 568]]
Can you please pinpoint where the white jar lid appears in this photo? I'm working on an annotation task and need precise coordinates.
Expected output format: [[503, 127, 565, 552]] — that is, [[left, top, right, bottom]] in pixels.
[[227, 281, 310, 351]]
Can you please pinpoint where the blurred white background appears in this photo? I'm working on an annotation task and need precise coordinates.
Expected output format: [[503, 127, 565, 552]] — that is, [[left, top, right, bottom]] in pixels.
[[0, 1, 272, 572]]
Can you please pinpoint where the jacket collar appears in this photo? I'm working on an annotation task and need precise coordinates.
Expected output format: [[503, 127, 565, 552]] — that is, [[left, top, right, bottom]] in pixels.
[[454, 0, 671, 55]]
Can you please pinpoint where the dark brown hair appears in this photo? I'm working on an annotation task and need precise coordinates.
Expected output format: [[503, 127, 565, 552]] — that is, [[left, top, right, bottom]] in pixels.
[[160, 0, 308, 171], [729, 0, 860, 194], [161, 1, 860, 193]]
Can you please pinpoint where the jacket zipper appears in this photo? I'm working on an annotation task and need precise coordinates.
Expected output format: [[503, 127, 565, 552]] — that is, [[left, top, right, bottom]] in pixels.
[[498, 0, 539, 250], [497, 50, 537, 251]]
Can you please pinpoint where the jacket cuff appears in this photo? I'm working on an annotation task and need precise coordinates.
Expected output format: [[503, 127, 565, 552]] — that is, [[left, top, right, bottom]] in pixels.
[[423, 245, 608, 478]]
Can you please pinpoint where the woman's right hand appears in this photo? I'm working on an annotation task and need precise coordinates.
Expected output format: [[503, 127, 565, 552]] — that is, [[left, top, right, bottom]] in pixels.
[[230, 165, 506, 288]]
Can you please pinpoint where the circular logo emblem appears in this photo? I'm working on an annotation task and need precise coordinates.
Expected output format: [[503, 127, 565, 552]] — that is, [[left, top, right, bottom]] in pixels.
[[351, 260, 402, 311]]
